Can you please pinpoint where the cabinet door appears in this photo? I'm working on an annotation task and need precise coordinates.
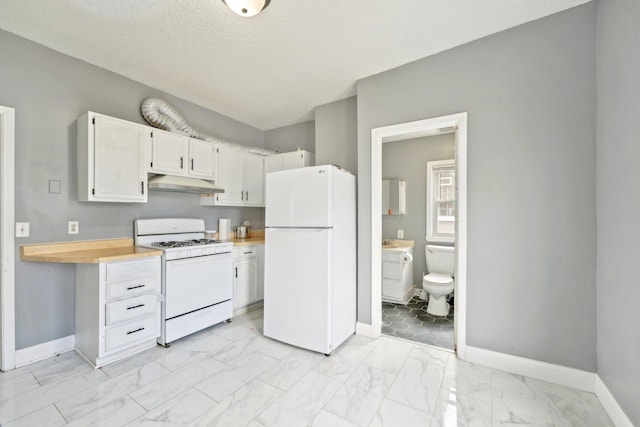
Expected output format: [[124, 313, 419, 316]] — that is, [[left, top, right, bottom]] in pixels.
[[264, 155, 284, 175], [234, 257, 258, 309], [188, 139, 216, 180], [216, 146, 245, 204], [283, 151, 305, 170], [93, 116, 148, 202], [243, 154, 264, 206], [151, 131, 189, 175]]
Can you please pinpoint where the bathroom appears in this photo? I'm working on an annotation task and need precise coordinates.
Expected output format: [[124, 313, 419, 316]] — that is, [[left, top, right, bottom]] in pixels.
[[381, 131, 456, 350]]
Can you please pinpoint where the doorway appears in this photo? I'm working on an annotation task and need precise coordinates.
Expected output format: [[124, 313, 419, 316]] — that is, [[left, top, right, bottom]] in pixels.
[[370, 113, 467, 359], [0, 105, 16, 371], [381, 134, 456, 350]]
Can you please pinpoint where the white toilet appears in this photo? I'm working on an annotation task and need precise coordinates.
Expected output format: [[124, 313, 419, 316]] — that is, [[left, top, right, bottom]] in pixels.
[[422, 245, 455, 316]]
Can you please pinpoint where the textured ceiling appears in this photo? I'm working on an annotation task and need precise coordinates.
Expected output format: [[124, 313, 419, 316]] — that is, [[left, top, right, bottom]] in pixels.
[[0, 0, 589, 130]]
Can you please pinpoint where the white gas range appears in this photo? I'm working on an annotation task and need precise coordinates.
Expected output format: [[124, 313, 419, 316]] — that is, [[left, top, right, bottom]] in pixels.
[[134, 218, 233, 346]]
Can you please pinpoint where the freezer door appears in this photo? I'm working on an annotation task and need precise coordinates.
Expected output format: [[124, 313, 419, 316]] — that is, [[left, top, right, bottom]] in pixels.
[[263, 228, 331, 353], [265, 166, 332, 228]]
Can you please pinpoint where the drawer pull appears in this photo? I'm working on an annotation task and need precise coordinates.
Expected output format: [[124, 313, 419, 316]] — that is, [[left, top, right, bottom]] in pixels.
[[126, 284, 145, 291], [126, 304, 145, 310], [126, 327, 145, 335], [244, 251, 253, 254]]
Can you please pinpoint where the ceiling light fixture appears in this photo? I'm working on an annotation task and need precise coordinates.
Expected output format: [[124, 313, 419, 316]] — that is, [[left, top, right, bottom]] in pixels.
[[222, 0, 270, 17]]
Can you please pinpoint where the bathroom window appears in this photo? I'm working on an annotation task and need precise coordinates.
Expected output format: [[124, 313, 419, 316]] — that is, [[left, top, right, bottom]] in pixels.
[[426, 159, 456, 243]]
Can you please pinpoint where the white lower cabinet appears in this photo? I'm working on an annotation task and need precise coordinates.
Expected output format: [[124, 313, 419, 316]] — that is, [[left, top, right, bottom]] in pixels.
[[233, 244, 264, 313], [75, 257, 161, 368]]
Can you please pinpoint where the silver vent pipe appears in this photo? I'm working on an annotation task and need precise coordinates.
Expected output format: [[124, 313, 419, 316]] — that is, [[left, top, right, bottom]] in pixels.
[[141, 98, 275, 156]]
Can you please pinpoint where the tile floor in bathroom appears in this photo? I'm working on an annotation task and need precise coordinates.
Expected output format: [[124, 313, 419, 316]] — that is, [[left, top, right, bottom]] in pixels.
[[0, 307, 613, 426], [382, 295, 454, 350]]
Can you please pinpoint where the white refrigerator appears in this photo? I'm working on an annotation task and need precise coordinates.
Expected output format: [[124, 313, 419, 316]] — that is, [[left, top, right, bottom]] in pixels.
[[263, 164, 356, 355]]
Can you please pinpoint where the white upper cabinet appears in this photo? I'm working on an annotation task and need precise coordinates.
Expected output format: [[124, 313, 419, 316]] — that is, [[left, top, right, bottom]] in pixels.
[[203, 146, 264, 207], [188, 138, 217, 181], [149, 130, 217, 180], [265, 150, 315, 175], [243, 153, 265, 205], [150, 130, 189, 175], [78, 112, 149, 203]]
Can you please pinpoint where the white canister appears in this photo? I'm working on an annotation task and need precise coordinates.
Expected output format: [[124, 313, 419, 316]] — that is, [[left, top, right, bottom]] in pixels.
[[218, 219, 231, 240]]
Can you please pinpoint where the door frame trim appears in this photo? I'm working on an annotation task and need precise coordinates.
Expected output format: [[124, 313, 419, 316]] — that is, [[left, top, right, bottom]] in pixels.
[[369, 112, 468, 359], [0, 105, 16, 371]]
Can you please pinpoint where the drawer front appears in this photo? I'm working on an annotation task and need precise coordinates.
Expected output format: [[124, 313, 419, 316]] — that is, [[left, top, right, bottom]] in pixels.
[[105, 315, 159, 353], [106, 277, 159, 300], [105, 294, 158, 326], [105, 258, 158, 284], [233, 245, 258, 261]]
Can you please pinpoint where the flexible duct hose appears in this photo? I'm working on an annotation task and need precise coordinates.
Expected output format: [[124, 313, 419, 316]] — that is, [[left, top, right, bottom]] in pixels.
[[141, 98, 275, 156]]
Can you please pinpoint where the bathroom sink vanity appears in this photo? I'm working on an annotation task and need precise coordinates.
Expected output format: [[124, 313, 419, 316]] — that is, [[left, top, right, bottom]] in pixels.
[[381, 240, 414, 304]]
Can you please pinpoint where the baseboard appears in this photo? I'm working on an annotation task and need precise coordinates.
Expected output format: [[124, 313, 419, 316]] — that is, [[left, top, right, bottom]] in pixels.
[[595, 375, 634, 427], [465, 345, 595, 392], [15, 335, 76, 368], [356, 321, 380, 338]]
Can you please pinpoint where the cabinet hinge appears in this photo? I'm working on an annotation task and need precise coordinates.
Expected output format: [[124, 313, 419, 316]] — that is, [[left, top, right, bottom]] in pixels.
[[92, 117, 95, 125], [92, 188, 95, 195]]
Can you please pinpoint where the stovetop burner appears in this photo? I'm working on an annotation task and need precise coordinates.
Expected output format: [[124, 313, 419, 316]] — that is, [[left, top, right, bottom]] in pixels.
[[151, 238, 223, 248]]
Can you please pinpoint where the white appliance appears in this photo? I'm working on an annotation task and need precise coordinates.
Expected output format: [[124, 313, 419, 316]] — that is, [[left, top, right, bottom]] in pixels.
[[264, 164, 356, 355], [134, 218, 233, 345]]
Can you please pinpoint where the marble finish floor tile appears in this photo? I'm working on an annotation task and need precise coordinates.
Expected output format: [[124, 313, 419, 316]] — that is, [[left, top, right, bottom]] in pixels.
[[0, 372, 40, 403], [55, 361, 169, 422], [3, 404, 67, 427], [0, 307, 614, 427], [257, 371, 342, 426], [259, 347, 325, 390], [363, 335, 414, 374], [386, 355, 446, 413], [65, 395, 146, 427], [370, 398, 432, 427], [187, 379, 281, 427], [194, 351, 278, 401], [324, 364, 396, 426], [127, 388, 213, 426], [0, 368, 110, 423]]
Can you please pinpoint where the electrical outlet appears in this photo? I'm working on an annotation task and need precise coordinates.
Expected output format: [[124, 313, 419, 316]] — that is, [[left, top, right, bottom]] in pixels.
[[397, 229, 404, 239], [68, 221, 79, 234], [16, 222, 30, 238]]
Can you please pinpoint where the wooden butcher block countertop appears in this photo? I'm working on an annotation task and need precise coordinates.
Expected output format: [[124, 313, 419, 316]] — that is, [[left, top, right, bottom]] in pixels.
[[21, 238, 162, 264]]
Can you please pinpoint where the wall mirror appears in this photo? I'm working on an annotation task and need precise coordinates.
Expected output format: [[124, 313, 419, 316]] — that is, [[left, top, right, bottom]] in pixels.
[[382, 178, 406, 216]]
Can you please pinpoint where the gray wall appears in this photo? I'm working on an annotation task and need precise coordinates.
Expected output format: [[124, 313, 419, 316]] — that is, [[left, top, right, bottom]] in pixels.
[[356, 4, 597, 371], [265, 121, 315, 154], [315, 97, 358, 174], [596, 0, 640, 423], [382, 134, 455, 287], [0, 29, 267, 349]]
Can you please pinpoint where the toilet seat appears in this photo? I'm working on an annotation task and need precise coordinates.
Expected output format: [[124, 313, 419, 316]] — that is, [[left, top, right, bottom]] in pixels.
[[423, 273, 453, 286]]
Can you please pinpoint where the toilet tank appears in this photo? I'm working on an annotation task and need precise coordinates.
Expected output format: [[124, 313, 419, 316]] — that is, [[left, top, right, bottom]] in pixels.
[[425, 245, 454, 275]]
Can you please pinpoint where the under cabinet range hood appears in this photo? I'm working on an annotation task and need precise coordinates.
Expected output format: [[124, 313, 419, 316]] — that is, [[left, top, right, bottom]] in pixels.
[[148, 175, 224, 194]]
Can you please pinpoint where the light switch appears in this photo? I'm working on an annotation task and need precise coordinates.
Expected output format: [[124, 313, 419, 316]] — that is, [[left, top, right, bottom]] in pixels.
[[16, 222, 30, 237], [397, 229, 404, 239], [48, 180, 61, 194]]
